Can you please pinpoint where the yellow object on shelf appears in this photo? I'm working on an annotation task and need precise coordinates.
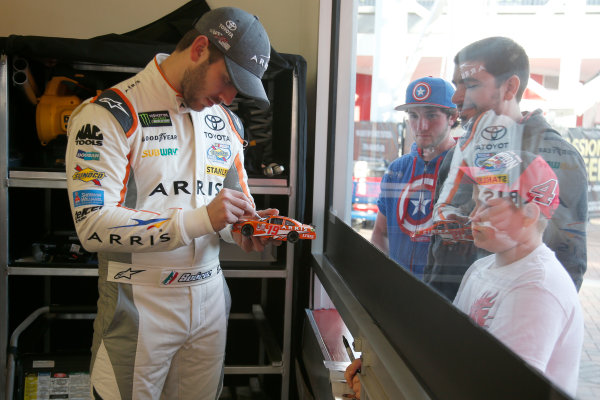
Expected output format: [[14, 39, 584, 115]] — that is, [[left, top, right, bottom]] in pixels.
[[35, 76, 82, 146]]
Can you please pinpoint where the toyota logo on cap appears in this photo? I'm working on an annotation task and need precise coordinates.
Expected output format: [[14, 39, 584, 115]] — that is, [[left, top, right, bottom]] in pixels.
[[412, 82, 432, 102], [225, 20, 237, 31]]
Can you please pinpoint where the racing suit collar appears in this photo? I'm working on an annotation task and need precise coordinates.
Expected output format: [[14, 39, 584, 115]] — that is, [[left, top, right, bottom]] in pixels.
[[153, 54, 193, 114]]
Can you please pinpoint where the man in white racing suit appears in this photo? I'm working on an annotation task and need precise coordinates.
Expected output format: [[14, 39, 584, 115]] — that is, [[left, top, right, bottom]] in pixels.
[[65, 7, 275, 399]]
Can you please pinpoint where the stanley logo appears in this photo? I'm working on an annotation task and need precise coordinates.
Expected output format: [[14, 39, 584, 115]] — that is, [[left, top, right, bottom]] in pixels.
[[475, 174, 508, 185], [206, 165, 228, 177]]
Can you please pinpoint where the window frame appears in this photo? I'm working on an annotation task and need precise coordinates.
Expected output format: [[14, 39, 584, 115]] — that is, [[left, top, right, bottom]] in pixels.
[[310, 1, 575, 398]]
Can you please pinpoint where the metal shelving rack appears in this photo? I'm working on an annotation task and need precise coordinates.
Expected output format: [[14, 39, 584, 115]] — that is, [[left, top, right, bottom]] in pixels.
[[0, 53, 299, 400]]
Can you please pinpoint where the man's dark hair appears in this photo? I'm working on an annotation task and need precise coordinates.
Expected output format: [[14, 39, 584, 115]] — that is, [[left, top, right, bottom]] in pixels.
[[175, 29, 223, 64], [440, 108, 460, 129], [454, 36, 530, 101]]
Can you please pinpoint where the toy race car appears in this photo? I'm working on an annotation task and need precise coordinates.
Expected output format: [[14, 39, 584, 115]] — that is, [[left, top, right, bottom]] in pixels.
[[232, 215, 316, 243], [413, 220, 473, 244]]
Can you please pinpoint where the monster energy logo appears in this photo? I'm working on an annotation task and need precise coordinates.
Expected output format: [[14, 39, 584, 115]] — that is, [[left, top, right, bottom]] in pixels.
[[138, 111, 172, 127]]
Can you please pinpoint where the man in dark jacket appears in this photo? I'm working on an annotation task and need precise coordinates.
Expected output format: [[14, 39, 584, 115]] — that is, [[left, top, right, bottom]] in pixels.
[[424, 36, 588, 300]]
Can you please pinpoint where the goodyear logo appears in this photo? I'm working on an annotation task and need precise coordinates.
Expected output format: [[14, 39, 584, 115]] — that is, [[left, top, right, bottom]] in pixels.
[[475, 174, 508, 185], [139, 111, 172, 127], [73, 165, 105, 186], [206, 165, 228, 177]]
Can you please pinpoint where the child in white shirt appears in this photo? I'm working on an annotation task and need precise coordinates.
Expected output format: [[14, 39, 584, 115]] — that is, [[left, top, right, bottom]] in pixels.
[[454, 150, 584, 397]]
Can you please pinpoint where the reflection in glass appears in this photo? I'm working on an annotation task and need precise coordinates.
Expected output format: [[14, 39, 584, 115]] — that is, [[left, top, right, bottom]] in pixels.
[[344, 1, 600, 397]]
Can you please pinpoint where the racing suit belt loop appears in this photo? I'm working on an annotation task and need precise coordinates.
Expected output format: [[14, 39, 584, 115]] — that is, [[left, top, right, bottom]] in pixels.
[[107, 261, 222, 287]]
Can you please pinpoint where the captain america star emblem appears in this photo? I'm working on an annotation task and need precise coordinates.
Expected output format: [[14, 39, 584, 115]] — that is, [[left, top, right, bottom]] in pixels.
[[412, 82, 432, 102], [396, 175, 436, 240]]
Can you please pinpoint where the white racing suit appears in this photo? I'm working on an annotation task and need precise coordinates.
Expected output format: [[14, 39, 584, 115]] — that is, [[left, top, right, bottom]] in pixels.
[[65, 54, 253, 400]]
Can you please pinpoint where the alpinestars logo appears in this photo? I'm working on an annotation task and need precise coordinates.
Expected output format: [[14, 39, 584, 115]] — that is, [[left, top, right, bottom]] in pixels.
[[98, 97, 129, 116], [114, 267, 146, 280]]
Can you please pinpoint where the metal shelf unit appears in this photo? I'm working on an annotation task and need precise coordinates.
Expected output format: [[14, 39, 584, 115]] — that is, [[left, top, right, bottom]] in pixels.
[[0, 53, 300, 400]]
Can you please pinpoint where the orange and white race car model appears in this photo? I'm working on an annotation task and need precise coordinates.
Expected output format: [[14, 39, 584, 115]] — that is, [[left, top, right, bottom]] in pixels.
[[412, 220, 473, 244], [232, 215, 316, 243]]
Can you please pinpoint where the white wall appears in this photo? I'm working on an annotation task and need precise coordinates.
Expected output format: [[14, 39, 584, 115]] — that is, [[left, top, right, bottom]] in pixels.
[[0, 0, 320, 134]]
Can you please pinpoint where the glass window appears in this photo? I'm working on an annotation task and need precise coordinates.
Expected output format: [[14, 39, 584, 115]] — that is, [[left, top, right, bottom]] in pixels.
[[327, 0, 600, 397]]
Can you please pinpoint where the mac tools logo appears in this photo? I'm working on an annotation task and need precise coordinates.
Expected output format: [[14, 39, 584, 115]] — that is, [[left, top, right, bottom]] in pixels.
[[75, 124, 103, 146]]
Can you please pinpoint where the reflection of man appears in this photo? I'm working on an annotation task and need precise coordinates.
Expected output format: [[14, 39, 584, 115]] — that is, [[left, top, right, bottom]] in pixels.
[[425, 36, 588, 300], [371, 77, 457, 279], [66, 7, 276, 399], [455, 151, 583, 397]]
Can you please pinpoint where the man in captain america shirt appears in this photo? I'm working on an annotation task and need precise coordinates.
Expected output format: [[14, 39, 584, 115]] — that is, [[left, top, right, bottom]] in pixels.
[[370, 76, 458, 279]]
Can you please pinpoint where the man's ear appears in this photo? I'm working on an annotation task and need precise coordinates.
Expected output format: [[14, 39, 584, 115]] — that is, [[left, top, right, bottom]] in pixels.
[[522, 203, 540, 227], [503, 75, 520, 101], [189, 35, 210, 63]]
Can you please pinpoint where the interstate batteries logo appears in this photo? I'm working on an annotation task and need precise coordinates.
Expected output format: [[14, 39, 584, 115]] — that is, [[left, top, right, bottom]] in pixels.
[[73, 165, 105, 186], [139, 111, 172, 127]]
